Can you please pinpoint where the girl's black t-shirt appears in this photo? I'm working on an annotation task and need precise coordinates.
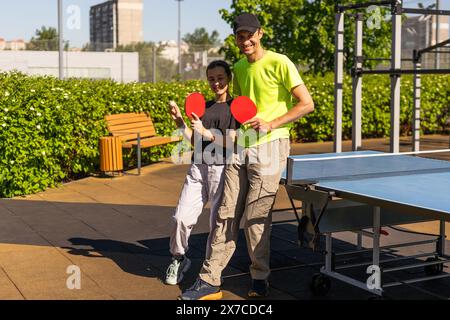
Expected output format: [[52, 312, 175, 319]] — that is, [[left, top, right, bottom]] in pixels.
[[191, 99, 239, 165]]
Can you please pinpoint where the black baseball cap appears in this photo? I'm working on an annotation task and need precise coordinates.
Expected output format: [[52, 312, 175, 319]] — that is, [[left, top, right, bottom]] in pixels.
[[233, 13, 261, 34]]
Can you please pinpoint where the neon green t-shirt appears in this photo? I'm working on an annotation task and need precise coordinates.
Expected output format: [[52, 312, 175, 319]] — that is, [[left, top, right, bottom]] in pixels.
[[233, 50, 304, 147]]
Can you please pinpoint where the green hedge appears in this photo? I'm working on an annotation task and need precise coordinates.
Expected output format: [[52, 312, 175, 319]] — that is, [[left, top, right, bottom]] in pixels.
[[0, 72, 449, 198], [294, 73, 450, 142], [0, 72, 212, 197]]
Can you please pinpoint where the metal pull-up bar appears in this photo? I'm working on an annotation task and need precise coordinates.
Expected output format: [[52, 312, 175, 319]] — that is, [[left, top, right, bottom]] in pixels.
[[336, 0, 450, 15], [415, 39, 450, 62], [402, 8, 450, 16], [355, 68, 450, 75], [337, 0, 396, 12]]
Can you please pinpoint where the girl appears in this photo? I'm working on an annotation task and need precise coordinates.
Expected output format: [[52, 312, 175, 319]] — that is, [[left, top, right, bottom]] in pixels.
[[165, 60, 238, 285]]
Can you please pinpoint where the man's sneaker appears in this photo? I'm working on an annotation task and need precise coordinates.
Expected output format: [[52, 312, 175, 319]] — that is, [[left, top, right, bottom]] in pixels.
[[165, 256, 191, 285], [178, 278, 222, 300], [248, 279, 269, 298]]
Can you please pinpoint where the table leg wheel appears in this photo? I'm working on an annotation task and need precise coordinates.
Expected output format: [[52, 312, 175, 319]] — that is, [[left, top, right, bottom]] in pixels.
[[310, 273, 331, 296], [424, 257, 444, 276]]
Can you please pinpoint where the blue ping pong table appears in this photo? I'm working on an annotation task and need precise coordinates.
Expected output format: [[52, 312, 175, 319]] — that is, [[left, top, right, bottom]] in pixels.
[[281, 151, 450, 297]]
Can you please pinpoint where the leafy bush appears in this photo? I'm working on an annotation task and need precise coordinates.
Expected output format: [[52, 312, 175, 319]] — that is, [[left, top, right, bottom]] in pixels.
[[293, 73, 450, 142], [0, 72, 448, 197], [0, 72, 211, 197]]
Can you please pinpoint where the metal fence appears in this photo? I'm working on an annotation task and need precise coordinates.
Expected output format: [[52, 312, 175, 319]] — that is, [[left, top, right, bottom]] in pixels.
[[0, 40, 225, 83], [1, 38, 449, 82]]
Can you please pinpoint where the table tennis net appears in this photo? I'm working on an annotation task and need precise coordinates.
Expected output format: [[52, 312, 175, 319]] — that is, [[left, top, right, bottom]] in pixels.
[[287, 152, 450, 184]]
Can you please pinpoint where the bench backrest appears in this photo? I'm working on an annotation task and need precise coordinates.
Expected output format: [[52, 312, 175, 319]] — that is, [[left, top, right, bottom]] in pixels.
[[105, 113, 157, 142]]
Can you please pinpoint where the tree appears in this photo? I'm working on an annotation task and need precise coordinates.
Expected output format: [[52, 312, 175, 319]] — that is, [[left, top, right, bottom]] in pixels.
[[27, 26, 67, 51], [219, 0, 393, 74], [181, 28, 224, 80], [183, 28, 221, 52], [115, 42, 177, 82]]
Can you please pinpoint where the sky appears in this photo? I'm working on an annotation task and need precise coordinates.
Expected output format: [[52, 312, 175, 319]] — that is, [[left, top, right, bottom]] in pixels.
[[0, 0, 448, 48], [0, 0, 233, 48]]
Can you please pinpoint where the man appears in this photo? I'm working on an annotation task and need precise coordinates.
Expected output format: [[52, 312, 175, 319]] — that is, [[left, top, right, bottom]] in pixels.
[[179, 12, 314, 300]]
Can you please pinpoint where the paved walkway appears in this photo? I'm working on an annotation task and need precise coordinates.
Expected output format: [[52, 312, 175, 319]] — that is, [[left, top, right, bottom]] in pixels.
[[0, 135, 449, 300]]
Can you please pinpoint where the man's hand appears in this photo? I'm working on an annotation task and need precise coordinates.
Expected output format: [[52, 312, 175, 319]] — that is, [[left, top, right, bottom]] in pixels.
[[243, 117, 273, 133]]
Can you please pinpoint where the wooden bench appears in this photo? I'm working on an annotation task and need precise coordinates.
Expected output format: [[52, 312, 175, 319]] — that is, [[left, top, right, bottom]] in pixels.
[[105, 112, 181, 174]]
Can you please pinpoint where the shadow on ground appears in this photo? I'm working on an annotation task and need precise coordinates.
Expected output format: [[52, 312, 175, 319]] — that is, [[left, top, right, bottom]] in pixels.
[[1, 198, 449, 300], [62, 225, 450, 300]]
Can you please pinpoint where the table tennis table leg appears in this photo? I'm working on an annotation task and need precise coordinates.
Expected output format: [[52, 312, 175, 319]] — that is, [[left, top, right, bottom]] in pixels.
[[373, 206, 381, 267], [439, 219, 446, 257], [357, 231, 363, 250], [325, 233, 333, 272]]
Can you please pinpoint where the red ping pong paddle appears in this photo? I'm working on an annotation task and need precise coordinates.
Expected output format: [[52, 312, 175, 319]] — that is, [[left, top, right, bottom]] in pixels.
[[185, 92, 206, 120], [230, 96, 257, 124]]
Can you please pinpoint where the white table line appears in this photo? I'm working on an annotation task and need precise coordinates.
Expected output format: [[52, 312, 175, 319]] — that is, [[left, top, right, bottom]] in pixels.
[[289, 149, 450, 162]]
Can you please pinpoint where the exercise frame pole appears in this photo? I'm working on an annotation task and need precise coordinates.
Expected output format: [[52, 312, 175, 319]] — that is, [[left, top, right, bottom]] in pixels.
[[352, 13, 363, 151], [412, 52, 421, 152], [390, 1, 402, 153], [334, 9, 345, 153]]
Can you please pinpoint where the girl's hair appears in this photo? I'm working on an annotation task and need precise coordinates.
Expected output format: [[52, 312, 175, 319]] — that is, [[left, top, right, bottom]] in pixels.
[[206, 60, 232, 80]]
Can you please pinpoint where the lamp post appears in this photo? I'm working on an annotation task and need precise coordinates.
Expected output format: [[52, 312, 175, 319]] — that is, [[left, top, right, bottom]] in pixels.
[[58, 0, 64, 79], [175, 0, 183, 77]]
